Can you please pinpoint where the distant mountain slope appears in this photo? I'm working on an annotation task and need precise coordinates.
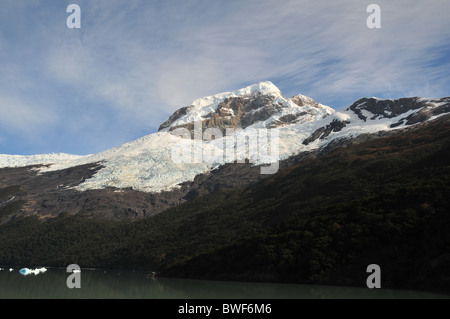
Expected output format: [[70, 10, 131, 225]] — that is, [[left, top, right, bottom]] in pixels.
[[1, 82, 448, 196], [0, 113, 449, 292], [0, 82, 449, 221]]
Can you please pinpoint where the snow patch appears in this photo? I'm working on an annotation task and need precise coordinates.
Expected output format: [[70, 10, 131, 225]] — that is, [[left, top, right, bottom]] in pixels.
[[0, 153, 83, 169]]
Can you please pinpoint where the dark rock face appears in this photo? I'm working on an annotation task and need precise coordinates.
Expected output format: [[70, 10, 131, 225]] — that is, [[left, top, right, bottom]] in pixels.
[[390, 97, 450, 127], [348, 97, 425, 121], [302, 119, 349, 145], [239, 95, 280, 128], [268, 113, 308, 128], [348, 96, 450, 124], [158, 106, 192, 131]]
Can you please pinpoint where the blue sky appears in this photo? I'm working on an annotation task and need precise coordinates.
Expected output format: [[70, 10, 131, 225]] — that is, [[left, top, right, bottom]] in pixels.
[[0, 0, 449, 155]]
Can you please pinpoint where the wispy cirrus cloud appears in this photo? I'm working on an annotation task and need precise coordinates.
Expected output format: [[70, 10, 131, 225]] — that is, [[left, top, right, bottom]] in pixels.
[[0, 0, 449, 155], [0, 95, 56, 133]]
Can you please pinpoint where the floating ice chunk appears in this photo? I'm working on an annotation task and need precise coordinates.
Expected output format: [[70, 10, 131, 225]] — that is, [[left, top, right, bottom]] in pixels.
[[19, 268, 29, 275], [19, 267, 47, 276], [9, 268, 13, 272]]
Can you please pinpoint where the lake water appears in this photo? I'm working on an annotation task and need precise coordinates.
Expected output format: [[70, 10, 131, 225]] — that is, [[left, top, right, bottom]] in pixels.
[[0, 268, 448, 299]]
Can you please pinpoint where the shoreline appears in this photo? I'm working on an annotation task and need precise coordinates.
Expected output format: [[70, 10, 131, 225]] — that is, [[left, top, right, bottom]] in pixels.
[[1, 265, 450, 298]]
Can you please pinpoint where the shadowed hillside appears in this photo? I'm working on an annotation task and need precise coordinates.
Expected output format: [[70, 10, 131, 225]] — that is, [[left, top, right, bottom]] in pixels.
[[0, 115, 449, 292]]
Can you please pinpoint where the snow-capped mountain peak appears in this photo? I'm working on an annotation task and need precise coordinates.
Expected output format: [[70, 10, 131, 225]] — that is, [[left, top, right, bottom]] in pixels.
[[158, 81, 330, 133], [1, 83, 449, 194], [188, 81, 283, 111], [158, 81, 282, 132]]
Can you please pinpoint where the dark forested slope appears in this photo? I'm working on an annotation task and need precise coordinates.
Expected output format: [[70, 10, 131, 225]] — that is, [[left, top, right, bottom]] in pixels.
[[0, 115, 449, 291]]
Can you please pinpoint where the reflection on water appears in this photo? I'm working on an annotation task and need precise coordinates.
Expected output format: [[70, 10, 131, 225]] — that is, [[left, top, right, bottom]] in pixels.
[[0, 268, 448, 299]]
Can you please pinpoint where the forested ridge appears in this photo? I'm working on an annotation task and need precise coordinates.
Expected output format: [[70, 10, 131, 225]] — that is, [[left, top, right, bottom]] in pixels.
[[1, 116, 450, 291]]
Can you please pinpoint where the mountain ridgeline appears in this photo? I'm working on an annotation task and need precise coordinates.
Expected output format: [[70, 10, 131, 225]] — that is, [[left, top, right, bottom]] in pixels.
[[0, 82, 450, 292]]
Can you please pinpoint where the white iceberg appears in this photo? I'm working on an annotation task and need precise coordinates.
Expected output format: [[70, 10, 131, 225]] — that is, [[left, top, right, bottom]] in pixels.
[[19, 267, 47, 276]]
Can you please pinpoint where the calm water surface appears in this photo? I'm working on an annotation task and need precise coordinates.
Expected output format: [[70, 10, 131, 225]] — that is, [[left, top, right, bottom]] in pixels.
[[0, 268, 448, 299]]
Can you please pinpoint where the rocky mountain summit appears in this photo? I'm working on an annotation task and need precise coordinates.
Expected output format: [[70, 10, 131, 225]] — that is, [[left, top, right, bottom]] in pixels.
[[158, 81, 332, 133]]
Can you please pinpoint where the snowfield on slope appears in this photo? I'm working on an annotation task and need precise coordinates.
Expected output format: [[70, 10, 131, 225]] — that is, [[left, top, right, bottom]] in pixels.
[[0, 82, 447, 193]]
